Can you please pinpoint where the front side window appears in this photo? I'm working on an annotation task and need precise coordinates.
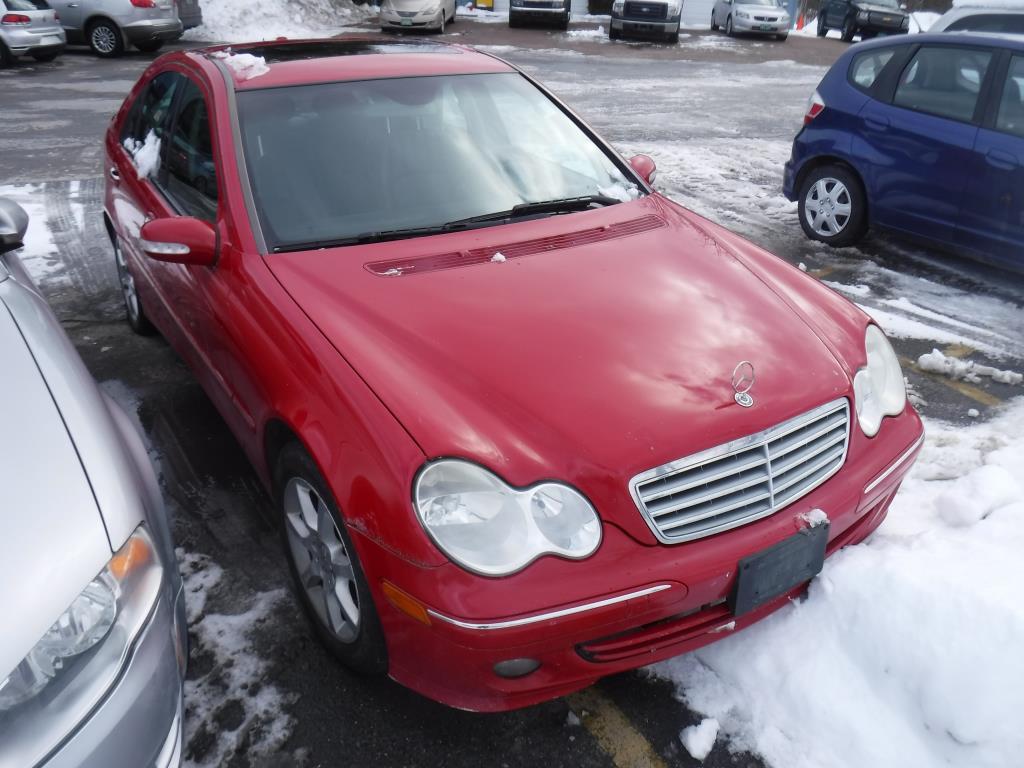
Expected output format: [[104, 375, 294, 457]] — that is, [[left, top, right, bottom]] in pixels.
[[850, 47, 896, 91], [121, 72, 182, 146], [237, 73, 642, 252], [893, 46, 992, 123], [996, 56, 1024, 139], [164, 80, 218, 221]]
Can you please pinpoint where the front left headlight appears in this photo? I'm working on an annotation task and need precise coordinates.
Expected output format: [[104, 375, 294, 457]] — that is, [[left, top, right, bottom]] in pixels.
[[857, 10, 869, 20], [414, 460, 602, 577], [612, 0, 625, 13], [0, 528, 162, 712], [853, 325, 906, 437], [737, 11, 750, 19]]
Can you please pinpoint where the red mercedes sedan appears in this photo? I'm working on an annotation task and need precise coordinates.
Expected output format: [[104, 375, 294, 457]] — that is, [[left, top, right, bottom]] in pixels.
[[104, 39, 924, 712]]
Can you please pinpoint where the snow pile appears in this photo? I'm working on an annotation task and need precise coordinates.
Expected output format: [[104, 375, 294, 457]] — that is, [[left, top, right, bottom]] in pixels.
[[797, 508, 828, 528], [456, 6, 508, 22], [123, 130, 161, 180], [185, 0, 372, 43], [211, 50, 271, 80], [918, 348, 1023, 386], [490, 251, 507, 263], [178, 551, 296, 768], [564, 25, 608, 41], [653, 399, 1024, 768], [599, 181, 640, 202], [679, 718, 719, 762]]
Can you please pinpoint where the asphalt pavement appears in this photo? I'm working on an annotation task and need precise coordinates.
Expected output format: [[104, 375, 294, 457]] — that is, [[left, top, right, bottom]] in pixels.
[[1, 20, 1022, 768]]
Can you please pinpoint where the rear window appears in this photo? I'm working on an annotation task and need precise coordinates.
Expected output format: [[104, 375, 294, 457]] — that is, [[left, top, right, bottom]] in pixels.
[[1, 0, 52, 9], [946, 13, 1024, 34], [849, 48, 897, 91]]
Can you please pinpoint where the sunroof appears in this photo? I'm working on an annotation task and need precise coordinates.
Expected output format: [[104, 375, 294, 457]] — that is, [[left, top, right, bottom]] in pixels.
[[215, 40, 458, 64]]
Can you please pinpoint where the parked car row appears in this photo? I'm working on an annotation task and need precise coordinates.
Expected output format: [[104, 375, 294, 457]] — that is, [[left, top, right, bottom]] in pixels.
[[0, 0, 200, 66]]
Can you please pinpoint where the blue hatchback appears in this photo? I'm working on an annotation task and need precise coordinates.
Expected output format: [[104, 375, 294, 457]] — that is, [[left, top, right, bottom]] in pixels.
[[783, 33, 1024, 272]]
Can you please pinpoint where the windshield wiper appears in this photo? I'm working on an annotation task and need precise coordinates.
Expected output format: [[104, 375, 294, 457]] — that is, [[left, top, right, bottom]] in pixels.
[[274, 195, 623, 252]]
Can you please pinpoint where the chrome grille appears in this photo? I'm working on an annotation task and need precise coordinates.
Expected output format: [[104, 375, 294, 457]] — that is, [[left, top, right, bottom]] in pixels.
[[630, 399, 850, 543]]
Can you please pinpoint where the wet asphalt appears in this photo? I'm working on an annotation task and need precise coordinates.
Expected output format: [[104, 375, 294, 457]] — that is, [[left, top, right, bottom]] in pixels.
[[1, 21, 1022, 768]]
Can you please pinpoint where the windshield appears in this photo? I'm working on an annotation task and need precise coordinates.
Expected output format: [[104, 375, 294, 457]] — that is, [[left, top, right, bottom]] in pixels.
[[237, 73, 641, 252], [2, 0, 51, 9]]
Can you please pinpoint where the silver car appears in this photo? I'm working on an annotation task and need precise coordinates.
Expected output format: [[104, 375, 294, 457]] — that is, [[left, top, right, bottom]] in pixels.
[[379, 0, 456, 33], [0, 199, 186, 768], [929, 6, 1024, 34], [0, 0, 65, 67], [47, 0, 181, 57], [711, 0, 791, 40]]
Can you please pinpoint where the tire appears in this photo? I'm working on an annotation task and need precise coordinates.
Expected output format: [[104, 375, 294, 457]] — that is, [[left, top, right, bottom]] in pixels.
[[609, 24, 620, 39], [112, 234, 156, 335], [559, 11, 569, 30], [509, 13, 519, 27], [437, 9, 445, 32], [31, 51, 60, 62], [0, 42, 13, 69], [711, 11, 719, 30], [275, 442, 388, 676], [776, 33, 788, 41], [667, 21, 680, 43], [134, 40, 164, 53], [840, 16, 856, 42], [88, 19, 124, 57], [725, 15, 734, 35], [817, 14, 827, 35], [797, 164, 868, 248]]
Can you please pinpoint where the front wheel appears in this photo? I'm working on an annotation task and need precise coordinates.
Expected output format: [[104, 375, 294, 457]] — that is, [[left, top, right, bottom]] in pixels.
[[667, 21, 680, 43], [775, 33, 788, 41], [609, 24, 621, 39], [275, 443, 388, 675], [797, 165, 867, 247], [840, 16, 856, 42], [559, 11, 569, 30], [711, 11, 719, 30], [134, 40, 164, 53], [112, 235, 156, 335], [88, 19, 124, 57], [725, 15, 734, 35], [817, 14, 827, 36]]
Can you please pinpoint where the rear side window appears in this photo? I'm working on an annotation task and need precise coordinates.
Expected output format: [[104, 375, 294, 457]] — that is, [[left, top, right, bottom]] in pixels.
[[1, 0, 51, 9], [946, 13, 1024, 34], [163, 79, 218, 221], [121, 72, 183, 146], [850, 48, 897, 91], [996, 56, 1024, 139], [893, 46, 993, 123]]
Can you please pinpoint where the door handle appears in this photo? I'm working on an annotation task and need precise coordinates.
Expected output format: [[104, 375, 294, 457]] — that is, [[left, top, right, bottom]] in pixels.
[[67, 3, 78, 7], [108, 167, 120, 182], [864, 116, 890, 131], [985, 149, 1017, 171]]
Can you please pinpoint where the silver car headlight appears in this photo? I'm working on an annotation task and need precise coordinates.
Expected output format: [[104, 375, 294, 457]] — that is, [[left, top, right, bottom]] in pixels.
[[853, 325, 906, 438], [414, 460, 602, 577], [612, 0, 624, 12], [0, 528, 162, 712]]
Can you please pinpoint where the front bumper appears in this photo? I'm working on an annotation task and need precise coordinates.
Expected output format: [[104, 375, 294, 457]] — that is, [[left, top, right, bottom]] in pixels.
[[380, 8, 445, 29], [610, 12, 679, 35], [363, 403, 924, 711], [0, 26, 66, 56], [510, 4, 567, 18], [122, 18, 183, 44], [731, 15, 790, 34]]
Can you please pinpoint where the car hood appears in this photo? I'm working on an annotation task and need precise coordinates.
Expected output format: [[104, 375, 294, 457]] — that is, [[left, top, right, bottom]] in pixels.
[[0, 297, 112, 682], [735, 4, 788, 14], [265, 196, 854, 544], [386, 0, 439, 11]]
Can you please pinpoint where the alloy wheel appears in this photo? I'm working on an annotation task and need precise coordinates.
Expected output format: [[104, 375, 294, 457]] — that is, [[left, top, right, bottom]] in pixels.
[[803, 177, 852, 237], [113, 240, 140, 324], [283, 477, 361, 643], [91, 24, 118, 55]]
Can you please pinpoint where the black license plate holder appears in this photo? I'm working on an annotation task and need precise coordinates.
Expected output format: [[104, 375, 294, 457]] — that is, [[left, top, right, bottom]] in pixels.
[[729, 523, 829, 617]]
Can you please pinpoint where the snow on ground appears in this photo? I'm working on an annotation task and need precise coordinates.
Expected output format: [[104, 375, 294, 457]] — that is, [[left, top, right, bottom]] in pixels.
[[0, 183, 71, 286], [456, 6, 508, 22], [184, 0, 373, 43], [652, 399, 1024, 768], [680, 718, 720, 762], [178, 550, 298, 768], [918, 349, 1023, 386]]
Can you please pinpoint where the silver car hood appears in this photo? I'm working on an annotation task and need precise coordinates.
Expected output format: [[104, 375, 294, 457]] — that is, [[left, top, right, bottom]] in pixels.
[[0, 289, 111, 683], [386, 0, 438, 12], [734, 4, 788, 13]]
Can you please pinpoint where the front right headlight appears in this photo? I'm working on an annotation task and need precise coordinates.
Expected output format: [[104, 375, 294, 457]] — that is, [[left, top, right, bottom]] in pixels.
[[0, 528, 162, 713], [414, 460, 602, 577], [612, 0, 625, 13], [853, 325, 907, 437]]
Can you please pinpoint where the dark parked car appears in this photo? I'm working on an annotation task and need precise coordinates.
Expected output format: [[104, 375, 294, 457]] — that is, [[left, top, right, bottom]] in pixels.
[[176, 0, 201, 30], [817, 0, 908, 42], [783, 33, 1024, 273], [509, 0, 570, 30]]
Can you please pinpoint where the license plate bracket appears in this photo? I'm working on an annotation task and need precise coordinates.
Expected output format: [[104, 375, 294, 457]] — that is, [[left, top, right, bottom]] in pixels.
[[401, 18, 413, 25], [729, 523, 828, 616], [759, 24, 774, 30]]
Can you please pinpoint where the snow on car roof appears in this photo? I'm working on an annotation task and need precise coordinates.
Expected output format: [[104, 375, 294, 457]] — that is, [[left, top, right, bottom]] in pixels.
[[199, 39, 515, 91]]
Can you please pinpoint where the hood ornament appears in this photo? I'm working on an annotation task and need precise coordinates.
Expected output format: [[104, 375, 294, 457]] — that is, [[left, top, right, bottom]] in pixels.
[[732, 361, 755, 408]]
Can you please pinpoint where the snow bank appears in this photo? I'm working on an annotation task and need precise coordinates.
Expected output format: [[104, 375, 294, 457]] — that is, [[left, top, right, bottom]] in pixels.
[[918, 348, 1023, 386], [185, 0, 372, 43], [123, 130, 161, 180], [652, 399, 1024, 768], [680, 718, 719, 761]]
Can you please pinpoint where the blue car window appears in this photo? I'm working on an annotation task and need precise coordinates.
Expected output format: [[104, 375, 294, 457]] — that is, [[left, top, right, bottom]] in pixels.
[[850, 48, 896, 91], [893, 46, 993, 124], [996, 56, 1024, 139]]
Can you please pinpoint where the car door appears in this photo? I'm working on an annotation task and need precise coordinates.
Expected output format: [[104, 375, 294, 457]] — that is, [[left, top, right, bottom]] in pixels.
[[855, 44, 994, 244], [956, 52, 1024, 269], [46, 0, 82, 37]]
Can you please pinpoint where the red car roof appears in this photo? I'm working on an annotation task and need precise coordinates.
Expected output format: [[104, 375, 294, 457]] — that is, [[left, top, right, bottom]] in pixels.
[[192, 38, 515, 90]]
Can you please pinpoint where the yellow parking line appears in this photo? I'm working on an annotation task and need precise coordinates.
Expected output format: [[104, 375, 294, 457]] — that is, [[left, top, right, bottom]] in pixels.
[[902, 357, 1003, 408], [807, 266, 835, 278], [942, 343, 977, 359], [567, 688, 668, 768]]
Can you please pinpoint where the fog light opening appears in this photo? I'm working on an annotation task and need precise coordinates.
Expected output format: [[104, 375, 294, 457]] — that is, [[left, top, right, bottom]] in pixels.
[[493, 658, 541, 679]]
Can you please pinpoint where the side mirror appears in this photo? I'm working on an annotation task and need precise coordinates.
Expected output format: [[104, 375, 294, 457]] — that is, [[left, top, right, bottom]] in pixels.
[[139, 217, 218, 266], [629, 154, 657, 185], [0, 198, 29, 255]]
